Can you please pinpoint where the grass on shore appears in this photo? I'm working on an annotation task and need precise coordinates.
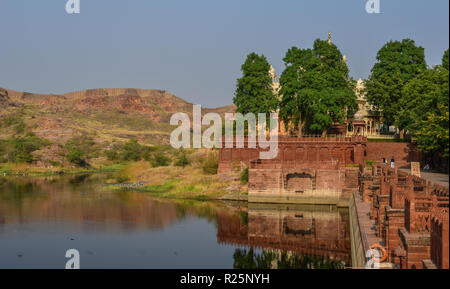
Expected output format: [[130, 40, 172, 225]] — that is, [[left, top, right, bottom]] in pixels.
[[109, 161, 236, 200], [0, 162, 128, 176]]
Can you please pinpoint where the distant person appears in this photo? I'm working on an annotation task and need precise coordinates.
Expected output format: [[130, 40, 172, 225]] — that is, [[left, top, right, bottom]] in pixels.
[[382, 157, 386, 164], [390, 157, 395, 168]]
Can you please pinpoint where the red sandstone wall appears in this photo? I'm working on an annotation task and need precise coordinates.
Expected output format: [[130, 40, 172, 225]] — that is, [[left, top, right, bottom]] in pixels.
[[248, 169, 282, 194], [365, 142, 422, 168], [219, 137, 368, 175], [316, 169, 345, 192]]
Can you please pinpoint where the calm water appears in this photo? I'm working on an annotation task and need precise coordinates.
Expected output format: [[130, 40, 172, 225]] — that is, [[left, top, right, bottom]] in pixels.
[[0, 174, 351, 269]]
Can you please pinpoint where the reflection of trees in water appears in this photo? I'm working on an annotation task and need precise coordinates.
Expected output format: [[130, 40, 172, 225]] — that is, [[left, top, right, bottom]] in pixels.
[[0, 179, 46, 202], [233, 248, 346, 269], [0, 175, 236, 231], [238, 211, 248, 226], [68, 174, 91, 185], [172, 200, 225, 225]]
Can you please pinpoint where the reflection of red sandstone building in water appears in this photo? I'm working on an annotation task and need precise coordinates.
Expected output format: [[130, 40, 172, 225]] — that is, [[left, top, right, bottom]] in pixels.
[[217, 209, 249, 247], [217, 205, 351, 264]]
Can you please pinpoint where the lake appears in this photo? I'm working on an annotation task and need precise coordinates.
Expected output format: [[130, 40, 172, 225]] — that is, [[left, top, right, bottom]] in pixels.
[[0, 174, 351, 269]]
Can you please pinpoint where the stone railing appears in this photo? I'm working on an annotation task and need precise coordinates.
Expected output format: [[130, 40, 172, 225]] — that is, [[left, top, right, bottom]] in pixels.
[[405, 193, 434, 233], [430, 204, 449, 269], [360, 162, 449, 268], [221, 135, 367, 146]]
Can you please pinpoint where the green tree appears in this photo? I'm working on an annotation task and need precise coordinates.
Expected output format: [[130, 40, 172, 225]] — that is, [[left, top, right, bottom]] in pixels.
[[65, 135, 100, 159], [442, 49, 449, 70], [279, 39, 357, 136], [240, 167, 249, 184], [233, 53, 278, 115], [415, 104, 449, 158], [411, 50, 450, 160], [8, 135, 49, 163], [397, 66, 449, 132], [366, 39, 427, 126], [120, 139, 145, 161], [67, 148, 86, 167]]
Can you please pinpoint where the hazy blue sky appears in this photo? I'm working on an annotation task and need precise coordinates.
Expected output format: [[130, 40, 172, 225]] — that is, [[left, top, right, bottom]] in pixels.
[[0, 0, 448, 107]]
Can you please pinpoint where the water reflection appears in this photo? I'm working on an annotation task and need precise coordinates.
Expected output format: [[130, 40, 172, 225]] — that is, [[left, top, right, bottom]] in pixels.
[[0, 175, 351, 268], [218, 204, 351, 268]]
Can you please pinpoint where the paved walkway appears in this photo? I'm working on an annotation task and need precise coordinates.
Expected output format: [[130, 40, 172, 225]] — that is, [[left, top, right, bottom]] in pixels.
[[399, 168, 449, 188], [354, 193, 382, 248]]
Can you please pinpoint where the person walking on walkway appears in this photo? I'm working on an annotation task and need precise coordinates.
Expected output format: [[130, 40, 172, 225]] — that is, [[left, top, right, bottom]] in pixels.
[[390, 157, 395, 168]]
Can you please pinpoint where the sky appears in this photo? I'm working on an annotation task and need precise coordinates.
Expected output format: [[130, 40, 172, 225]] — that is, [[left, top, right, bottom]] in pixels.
[[0, 0, 448, 108]]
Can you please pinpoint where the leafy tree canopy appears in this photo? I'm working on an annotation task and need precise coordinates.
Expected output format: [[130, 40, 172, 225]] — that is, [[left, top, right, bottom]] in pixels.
[[415, 104, 449, 158], [406, 49, 449, 159], [366, 39, 427, 126], [443, 49, 449, 70], [279, 39, 357, 136], [397, 66, 449, 132], [233, 53, 278, 115]]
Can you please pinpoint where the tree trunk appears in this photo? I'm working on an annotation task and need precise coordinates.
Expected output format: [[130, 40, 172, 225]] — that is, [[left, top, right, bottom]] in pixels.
[[400, 129, 405, 139], [298, 119, 305, 138], [321, 130, 327, 137]]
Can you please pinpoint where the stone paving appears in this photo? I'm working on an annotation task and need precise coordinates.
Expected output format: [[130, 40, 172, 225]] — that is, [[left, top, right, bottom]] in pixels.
[[399, 168, 449, 188], [354, 193, 383, 249]]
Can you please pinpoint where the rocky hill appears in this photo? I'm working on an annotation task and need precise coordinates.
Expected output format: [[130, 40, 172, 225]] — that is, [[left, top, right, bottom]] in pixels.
[[0, 87, 236, 145]]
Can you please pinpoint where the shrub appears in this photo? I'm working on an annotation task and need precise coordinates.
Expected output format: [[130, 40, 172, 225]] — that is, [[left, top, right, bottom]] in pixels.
[[240, 167, 249, 184], [115, 176, 130, 183], [151, 154, 170, 167], [65, 135, 101, 160], [345, 164, 360, 168], [67, 148, 88, 167], [365, 160, 377, 167], [1, 114, 24, 128], [105, 150, 119, 161], [8, 136, 49, 163], [174, 149, 190, 168], [120, 139, 146, 161], [0, 140, 7, 163], [202, 152, 218, 175]]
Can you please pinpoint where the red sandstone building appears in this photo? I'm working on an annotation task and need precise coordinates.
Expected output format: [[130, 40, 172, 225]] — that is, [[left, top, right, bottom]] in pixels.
[[217, 135, 447, 269], [219, 135, 422, 204]]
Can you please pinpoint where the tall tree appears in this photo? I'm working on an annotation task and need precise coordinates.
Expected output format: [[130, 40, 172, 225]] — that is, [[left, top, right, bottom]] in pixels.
[[279, 39, 357, 136], [442, 49, 449, 70], [397, 65, 449, 132], [415, 104, 449, 159], [233, 53, 278, 115], [405, 49, 450, 162], [365, 39, 427, 126]]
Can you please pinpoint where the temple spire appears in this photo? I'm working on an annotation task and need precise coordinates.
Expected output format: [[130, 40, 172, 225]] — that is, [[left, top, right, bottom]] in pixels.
[[328, 32, 331, 44]]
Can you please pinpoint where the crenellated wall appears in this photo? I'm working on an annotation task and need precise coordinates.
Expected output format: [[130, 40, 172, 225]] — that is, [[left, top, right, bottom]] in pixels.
[[361, 163, 449, 269]]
